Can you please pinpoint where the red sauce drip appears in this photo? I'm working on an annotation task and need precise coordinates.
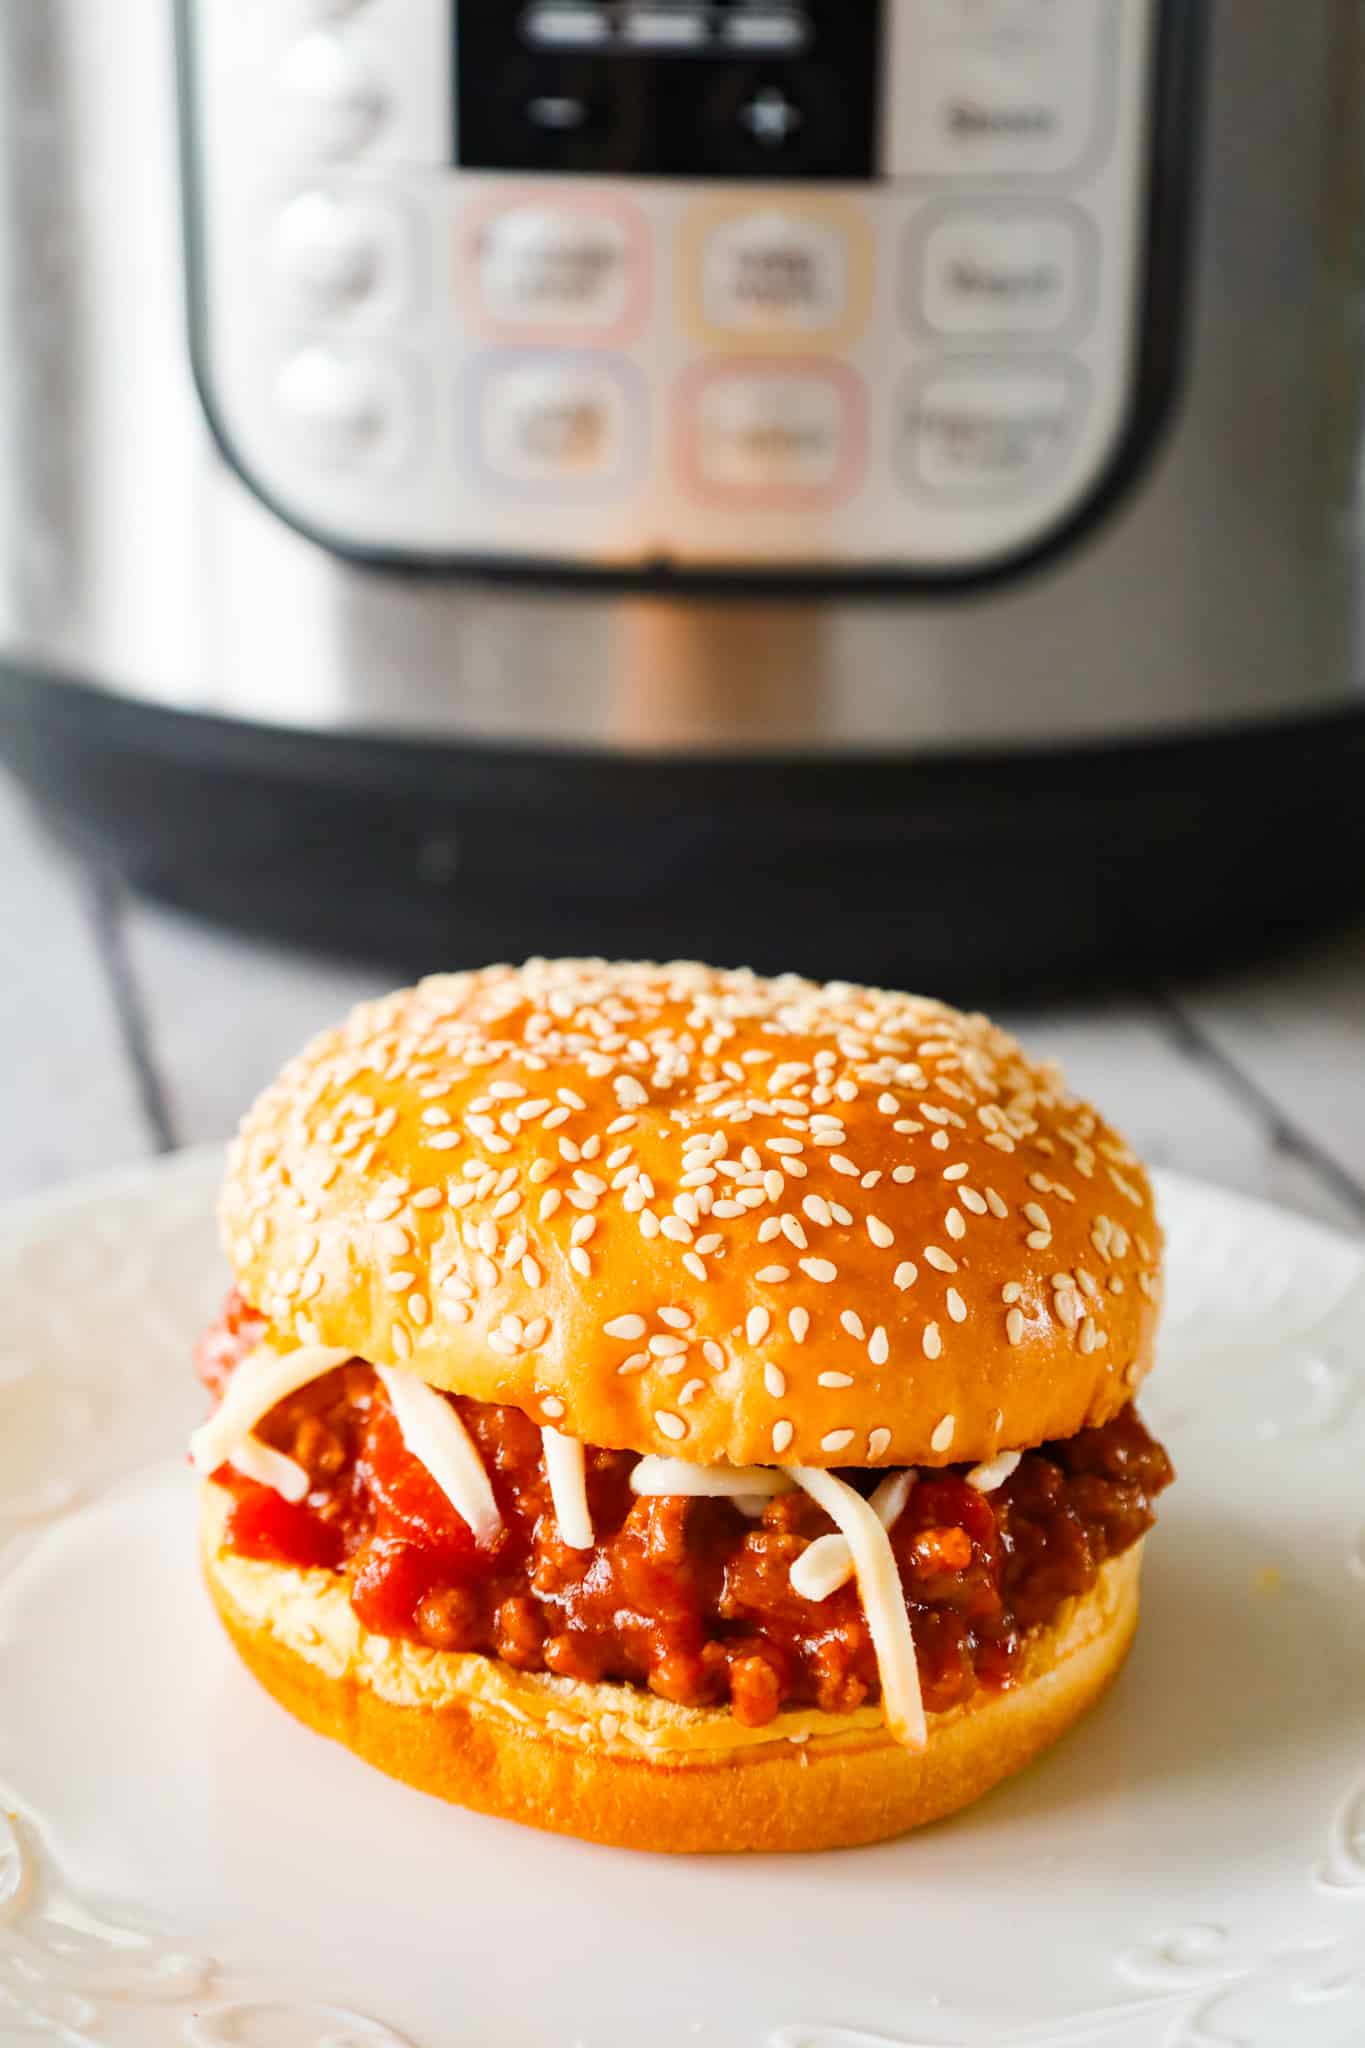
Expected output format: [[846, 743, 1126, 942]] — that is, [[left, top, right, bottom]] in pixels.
[[201, 1293, 1173, 1725]]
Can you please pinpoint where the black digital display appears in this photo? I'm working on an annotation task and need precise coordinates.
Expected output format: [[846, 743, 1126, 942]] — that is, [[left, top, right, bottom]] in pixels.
[[455, 2, 883, 180]]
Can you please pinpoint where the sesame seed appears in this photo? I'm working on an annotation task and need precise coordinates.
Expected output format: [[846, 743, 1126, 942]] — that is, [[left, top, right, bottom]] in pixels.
[[924, 1246, 958, 1274], [384, 1269, 416, 1292], [893, 1261, 918, 1290], [569, 1248, 591, 1278], [570, 1216, 595, 1246], [703, 1339, 725, 1370], [788, 1307, 810, 1343], [780, 1215, 809, 1249], [829, 1203, 853, 1227], [772, 1420, 794, 1455], [649, 1334, 688, 1358], [985, 1187, 1008, 1218], [802, 1195, 832, 1227], [538, 1190, 562, 1221], [830, 1155, 859, 1178], [821, 1428, 856, 1455], [604, 1314, 646, 1341], [408, 1292, 429, 1325], [868, 1325, 889, 1364], [1006, 1307, 1026, 1346], [891, 1165, 916, 1184], [930, 1414, 955, 1453], [746, 1306, 771, 1345], [799, 1258, 837, 1284], [541, 1395, 565, 1420], [392, 1324, 412, 1359], [654, 1411, 687, 1441], [1026, 1230, 1053, 1251], [943, 1163, 968, 1182], [945, 1288, 966, 1324], [867, 1216, 894, 1248], [764, 1363, 786, 1398], [923, 1322, 943, 1360], [819, 1371, 853, 1389], [840, 1309, 866, 1340], [379, 1222, 411, 1256], [425, 1132, 460, 1152], [757, 1264, 790, 1283], [959, 1187, 987, 1215]]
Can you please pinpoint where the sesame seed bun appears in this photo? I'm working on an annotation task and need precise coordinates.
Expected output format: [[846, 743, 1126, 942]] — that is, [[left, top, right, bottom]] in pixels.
[[221, 961, 1162, 1469], [201, 1480, 1144, 1854]]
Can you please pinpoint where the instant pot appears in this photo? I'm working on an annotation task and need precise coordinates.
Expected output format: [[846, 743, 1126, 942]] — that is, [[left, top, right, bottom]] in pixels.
[[2, 0, 1363, 991]]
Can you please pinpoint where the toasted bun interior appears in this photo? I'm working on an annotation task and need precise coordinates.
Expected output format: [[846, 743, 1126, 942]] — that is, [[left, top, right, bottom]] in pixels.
[[201, 1481, 1143, 1854], [221, 962, 1162, 1470]]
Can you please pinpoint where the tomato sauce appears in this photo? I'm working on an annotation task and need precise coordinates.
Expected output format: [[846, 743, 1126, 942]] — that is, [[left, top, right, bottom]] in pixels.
[[198, 1294, 1173, 1725]]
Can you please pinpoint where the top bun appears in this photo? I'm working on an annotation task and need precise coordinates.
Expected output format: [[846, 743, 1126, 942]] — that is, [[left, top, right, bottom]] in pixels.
[[221, 961, 1162, 1469]]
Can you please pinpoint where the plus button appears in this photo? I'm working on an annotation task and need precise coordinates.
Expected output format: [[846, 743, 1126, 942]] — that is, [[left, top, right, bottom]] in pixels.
[[740, 85, 804, 148]]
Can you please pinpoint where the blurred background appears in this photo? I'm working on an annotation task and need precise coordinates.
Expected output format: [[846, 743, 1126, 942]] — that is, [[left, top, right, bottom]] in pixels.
[[1, 0, 1362, 1230]]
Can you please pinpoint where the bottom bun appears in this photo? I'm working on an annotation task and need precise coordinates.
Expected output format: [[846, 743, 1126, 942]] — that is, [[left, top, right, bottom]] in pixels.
[[201, 1482, 1143, 1854]]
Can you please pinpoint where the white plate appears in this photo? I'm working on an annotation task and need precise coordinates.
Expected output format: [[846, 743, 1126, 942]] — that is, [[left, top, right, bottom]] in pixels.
[[2, 1149, 1364, 2048]]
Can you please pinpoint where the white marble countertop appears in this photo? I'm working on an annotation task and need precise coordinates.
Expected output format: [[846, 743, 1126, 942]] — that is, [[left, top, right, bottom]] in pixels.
[[4, 769, 1363, 1240]]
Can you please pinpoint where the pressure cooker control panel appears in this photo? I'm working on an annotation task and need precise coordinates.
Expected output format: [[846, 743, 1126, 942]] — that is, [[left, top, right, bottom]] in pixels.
[[181, 0, 1180, 577]]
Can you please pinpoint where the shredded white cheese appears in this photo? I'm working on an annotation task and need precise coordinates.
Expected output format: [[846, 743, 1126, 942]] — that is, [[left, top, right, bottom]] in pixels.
[[967, 1450, 1022, 1492], [629, 1457, 796, 1501], [229, 1434, 310, 1504], [541, 1426, 594, 1549], [789, 1469, 915, 1602], [790, 1465, 927, 1751], [189, 1343, 353, 1483], [375, 1366, 502, 1548]]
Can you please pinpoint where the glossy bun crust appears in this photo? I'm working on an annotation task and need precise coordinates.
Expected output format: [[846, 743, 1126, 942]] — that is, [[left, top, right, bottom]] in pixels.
[[203, 1485, 1143, 1855], [221, 961, 1162, 1469]]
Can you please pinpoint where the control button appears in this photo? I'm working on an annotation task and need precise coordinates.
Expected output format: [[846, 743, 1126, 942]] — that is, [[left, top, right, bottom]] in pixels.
[[275, 345, 413, 468], [699, 64, 849, 178], [277, 32, 386, 160], [898, 362, 1086, 498], [702, 210, 847, 336], [722, 7, 810, 54], [741, 85, 803, 147], [621, 5, 710, 49], [472, 357, 643, 490], [680, 362, 864, 504], [271, 190, 410, 322], [520, 3, 613, 48], [466, 198, 646, 340], [913, 208, 1092, 339], [890, 0, 1110, 179]]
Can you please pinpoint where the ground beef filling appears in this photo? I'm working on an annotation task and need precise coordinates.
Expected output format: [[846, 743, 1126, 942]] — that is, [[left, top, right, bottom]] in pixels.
[[199, 1294, 1173, 1726]]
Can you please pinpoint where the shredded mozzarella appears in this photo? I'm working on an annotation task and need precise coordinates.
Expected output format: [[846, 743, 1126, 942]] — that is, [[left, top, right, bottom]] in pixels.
[[229, 1435, 310, 1504], [789, 1469, 915, 1603], [189, 1343, 353, 1482], [375, 1366, 501, 1547], [790, 1465, 927, 1751], [629, 1457, 796, 1501], [541, 1426, 594, 1549], [967, 1450, 1022, 1492]]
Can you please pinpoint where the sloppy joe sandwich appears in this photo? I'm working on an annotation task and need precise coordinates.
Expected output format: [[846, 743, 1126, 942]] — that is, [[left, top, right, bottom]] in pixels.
[[193, 960, 1173, 1853]]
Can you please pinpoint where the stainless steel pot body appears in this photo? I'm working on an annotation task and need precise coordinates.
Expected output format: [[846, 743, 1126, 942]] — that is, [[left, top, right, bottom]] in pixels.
[[0, 0, 1360, 758]]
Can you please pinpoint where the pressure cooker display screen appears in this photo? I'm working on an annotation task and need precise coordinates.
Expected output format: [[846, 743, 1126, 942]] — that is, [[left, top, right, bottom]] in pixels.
[[454, 2, 883, 180]]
